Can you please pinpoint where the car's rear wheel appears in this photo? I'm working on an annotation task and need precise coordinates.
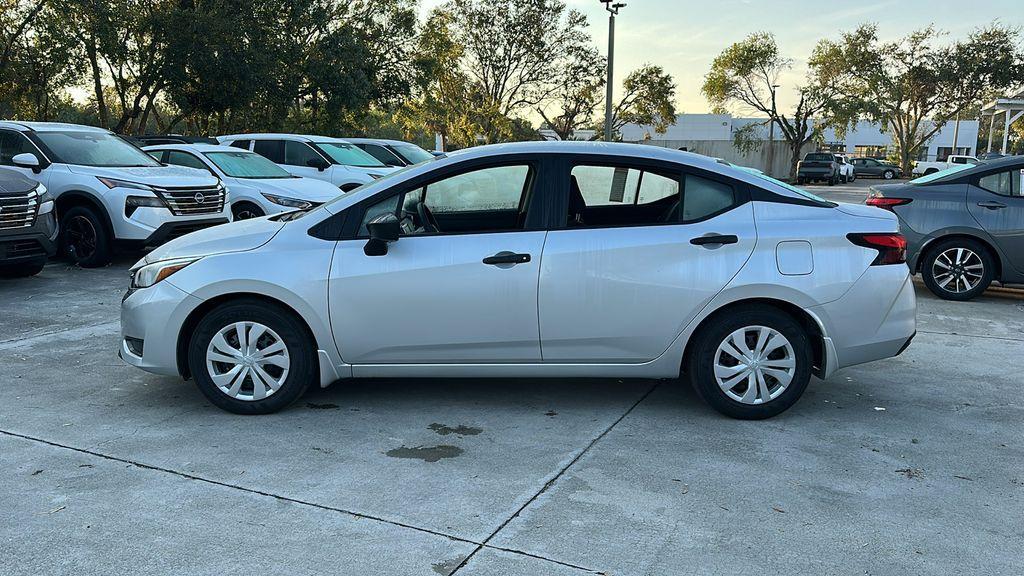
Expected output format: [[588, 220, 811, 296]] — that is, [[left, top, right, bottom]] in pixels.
[[882, 169, 895, 180], [687, 305, 813, 419], [61, 205, 112, 268], [921, 238, 994, 301], [188, 299, 316, 414], [232, 201, 265, 221]]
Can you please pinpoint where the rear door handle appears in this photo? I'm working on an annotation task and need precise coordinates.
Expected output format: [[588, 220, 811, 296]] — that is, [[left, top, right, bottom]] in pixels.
[[483, 251, 531, 265], [690, 234, 738, 246], [977, 201, 1007, 210]]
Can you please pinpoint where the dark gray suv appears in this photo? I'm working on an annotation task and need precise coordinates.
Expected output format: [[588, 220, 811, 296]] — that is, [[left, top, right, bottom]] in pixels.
[[0, 166, 58, 277], [866, 156, 1023, 300]]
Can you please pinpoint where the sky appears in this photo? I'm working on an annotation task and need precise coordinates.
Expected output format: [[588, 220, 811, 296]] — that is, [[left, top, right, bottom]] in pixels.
[[419, 0, 1021, 116]]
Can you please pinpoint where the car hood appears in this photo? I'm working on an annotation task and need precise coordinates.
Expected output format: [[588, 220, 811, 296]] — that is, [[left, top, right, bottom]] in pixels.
[[834, 202, 898, 221], [140, 216, 285, 264], [66, 165, 220, 188], [246, 177, 341, 203]]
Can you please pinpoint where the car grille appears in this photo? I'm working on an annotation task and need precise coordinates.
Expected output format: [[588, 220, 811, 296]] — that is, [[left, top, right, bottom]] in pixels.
[[0, 188, 39, 229], [0, 239, 46, 259], [154, 185, 225, 216]]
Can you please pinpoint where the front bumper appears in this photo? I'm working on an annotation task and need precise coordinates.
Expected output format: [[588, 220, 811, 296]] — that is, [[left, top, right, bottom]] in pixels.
[[0, 211, 59, 263], [120, 279, 203, 377]]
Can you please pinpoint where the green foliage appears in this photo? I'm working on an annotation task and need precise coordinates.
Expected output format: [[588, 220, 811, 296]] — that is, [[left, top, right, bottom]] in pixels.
[[611, 64, 677, 137]]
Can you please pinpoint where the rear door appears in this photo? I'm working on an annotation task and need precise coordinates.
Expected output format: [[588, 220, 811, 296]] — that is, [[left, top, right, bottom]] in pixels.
[[967, 166, 1024, 274], [538, 157, 756, 362]]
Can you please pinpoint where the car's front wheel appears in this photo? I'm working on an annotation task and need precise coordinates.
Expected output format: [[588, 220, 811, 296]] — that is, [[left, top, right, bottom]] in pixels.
[[687, 305, 813, 419], [882, 169, 895, 180], [61, 205, 112, 268], [921, 238, 994, 301], [188, 299, 317, 414]]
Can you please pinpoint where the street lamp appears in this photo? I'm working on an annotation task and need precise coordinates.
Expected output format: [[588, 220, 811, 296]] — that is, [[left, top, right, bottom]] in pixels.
[[767, 83, 780, 177], [601, 0, 626, 142]]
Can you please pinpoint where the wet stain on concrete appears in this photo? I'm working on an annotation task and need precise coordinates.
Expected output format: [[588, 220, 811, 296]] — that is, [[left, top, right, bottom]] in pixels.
[[306, 402, 340, 410], [428, 423, 482, 436], [431, 555, 467, 575], [385, 445, 463, 462]]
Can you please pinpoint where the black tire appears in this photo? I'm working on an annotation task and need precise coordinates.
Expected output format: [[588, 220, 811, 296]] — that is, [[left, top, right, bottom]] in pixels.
[[882, 169, 895, 180], [827, 174, 836, 186], [0, 259, 46, 278], [687, 305, 813, 420], [188, 299, 317, 414], [921, 238, 995, 301], [61, 205, 112, 268], [924, 168, 938, 175], [231, 201, 265, 221], [850, 172, 856, 182]]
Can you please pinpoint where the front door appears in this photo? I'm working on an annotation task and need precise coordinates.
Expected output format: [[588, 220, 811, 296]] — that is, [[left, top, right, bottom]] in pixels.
[[967, 166, 1024, 274], [538, 160, 756, 362], [329, 162, 547, 364]]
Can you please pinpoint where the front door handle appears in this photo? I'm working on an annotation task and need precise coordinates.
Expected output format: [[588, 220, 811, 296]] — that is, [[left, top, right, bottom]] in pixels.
[[690, 234, 739, 246], [483, 251, 531, 266], [977, 201, 1007, 210]]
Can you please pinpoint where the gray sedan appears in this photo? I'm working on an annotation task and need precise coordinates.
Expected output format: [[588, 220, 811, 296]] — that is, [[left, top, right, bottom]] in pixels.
[[866, 156, 1023, 300]]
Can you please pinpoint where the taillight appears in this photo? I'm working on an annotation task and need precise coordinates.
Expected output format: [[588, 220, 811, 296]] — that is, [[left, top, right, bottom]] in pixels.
[[866, 197, 912, 211], [847, 233, 907, 265]]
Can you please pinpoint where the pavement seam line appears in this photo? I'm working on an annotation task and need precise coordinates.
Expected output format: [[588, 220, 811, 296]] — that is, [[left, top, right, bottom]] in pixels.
[[0, 428, 604, 573], [448, 381, 662, 576], [916, 329, 1024, 343]]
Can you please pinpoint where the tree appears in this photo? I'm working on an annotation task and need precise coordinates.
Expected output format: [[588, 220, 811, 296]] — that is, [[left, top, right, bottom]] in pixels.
[[703, 32, 848, 180], [811, 23, 1024, 173], [609, 64, 677, 138], [536, 42, 605, 141]]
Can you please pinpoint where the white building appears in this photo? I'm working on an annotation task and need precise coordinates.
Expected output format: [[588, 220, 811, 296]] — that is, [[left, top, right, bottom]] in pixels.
[[621, 113, 979, 162]]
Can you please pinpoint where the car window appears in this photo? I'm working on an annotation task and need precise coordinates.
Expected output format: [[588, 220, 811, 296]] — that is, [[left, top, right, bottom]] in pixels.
[[34, 131, 161, 167], [391, 144, 435, 165], [229, 139, 251, 151], [978, 169, 1023, 197], [205, 151, 293, 179], [359, 144, 404, 166], [146, 151, 164, 162], [0, 130, 39, 165], [284, 141, 323, 167], [805, 153, 834, 162], [314, 142, 386, 168], [567, 165, 680, 227], [682, 174, 736, 222], [165, 150, 209, 171], [252, 140, 284, 163], [358, 164, 532, 236]]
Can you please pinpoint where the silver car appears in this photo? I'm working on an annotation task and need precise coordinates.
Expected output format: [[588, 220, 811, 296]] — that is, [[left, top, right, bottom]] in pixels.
[[120, 142, 916, 419]]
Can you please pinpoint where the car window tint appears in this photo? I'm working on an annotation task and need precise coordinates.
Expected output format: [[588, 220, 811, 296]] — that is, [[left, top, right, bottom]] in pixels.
[[252, 140, 284, 163], [682, 174, 735, 222], [284, 141, 323, 167], [358, 194, 401, 236], [568, 165, 680, 227], [146, 151, 164, 162], [165, 151, 208, 171], [360, 144, 403, 166], [229, 139, 251, 150], [978, 169, 1023, 197], [0, 130, 40, 165], [425, 165, 529, 213]]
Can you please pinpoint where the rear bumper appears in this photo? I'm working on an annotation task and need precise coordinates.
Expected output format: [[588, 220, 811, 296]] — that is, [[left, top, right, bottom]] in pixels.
[[798, 169, 834, 179], [809, 265, 917, 372]]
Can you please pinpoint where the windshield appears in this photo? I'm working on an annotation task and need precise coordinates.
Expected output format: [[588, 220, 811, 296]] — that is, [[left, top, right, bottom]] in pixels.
[[909, 163, 974, 185], [392, 143, 435, 165], [738, 167, 833, 205], [204, 150, 293, 179], [36, 131, 162, 168], [314, 142, 387, 168]]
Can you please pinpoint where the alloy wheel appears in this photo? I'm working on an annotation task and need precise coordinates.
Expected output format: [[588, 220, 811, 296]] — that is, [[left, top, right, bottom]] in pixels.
[[65, 215, 97, 260], [932, 248, 984, 294], [713, 325, 796, 405], [205, 321, 291, 401]]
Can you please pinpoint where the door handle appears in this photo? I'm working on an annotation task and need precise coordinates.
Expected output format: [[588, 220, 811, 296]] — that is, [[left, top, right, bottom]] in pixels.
[[690, 234, 738, 246], [977, 201, 1007, 210], [483, 251, 531, 265]]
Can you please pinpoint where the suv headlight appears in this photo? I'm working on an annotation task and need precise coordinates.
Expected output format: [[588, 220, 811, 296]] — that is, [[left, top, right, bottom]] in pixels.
[[98, 176, 155, 191], [261, 192, 311, 209], [130, 257, 199, 289]]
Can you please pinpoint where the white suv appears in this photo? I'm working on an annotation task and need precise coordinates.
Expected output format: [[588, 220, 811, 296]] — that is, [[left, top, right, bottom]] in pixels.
[[0, 122, 228, 267], [216, 134, 398, 192]]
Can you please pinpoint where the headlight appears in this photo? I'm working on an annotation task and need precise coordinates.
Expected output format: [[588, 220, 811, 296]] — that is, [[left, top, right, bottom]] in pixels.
[[125, 195, 166, 208], [98, 177, 154, 191], [261, 192, 311, 209], [36, 184, 55, 215], [130, 257, 199, 289]]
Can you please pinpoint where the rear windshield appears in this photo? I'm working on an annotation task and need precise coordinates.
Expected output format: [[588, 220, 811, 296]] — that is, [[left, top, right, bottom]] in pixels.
[[909, 163, 974, 185], [804, 153, 833, 162]]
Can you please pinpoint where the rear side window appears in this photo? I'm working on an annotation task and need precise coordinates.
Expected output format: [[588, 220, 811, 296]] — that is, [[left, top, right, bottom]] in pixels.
[[682, 174, 735, 222], [252, 140, 284, 163], [978, 169, 1023, 197], [229, 139, 251, 151], [568, 165, 680, 227]]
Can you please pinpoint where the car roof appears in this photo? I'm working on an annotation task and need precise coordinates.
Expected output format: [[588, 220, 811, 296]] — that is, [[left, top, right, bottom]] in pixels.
[[344, 137, 419, 146], [143, 143, 247, 154], [0, 121, 110, 133], [216, 133, 351, 144]]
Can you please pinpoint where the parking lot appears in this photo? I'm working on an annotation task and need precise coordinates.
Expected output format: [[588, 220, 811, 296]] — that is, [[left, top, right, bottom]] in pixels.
[[2, 178, 1022, 575]]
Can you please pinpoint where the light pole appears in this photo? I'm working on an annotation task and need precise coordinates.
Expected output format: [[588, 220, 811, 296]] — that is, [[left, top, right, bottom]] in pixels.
[[601, 1, 626, 142], [766, 84, 780, 177]]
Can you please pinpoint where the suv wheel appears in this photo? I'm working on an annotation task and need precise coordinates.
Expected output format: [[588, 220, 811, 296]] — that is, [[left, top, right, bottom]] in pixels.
[[188, 299, 316, 414], [0, 259, 46, 278], [61, 205, 112, 268], [687, 305, 812, 419], [921, 238, 994, 301], [232, 202, 265, 221]]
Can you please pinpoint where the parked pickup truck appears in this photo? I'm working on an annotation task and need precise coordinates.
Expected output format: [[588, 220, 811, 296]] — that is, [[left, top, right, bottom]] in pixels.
[[797, 152, 840, 185], [912, 154, 978, 176]]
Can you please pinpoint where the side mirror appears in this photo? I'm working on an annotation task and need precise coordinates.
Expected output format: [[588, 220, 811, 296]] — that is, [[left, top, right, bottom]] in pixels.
[[363, 213, 401, 256], [12, 153, 41, 173], [306, 157, 330, 171]]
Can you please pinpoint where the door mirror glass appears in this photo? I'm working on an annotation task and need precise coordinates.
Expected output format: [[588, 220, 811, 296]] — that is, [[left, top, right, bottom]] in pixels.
[[364, 213, 400, 256], [12, 152, 40, 171]]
